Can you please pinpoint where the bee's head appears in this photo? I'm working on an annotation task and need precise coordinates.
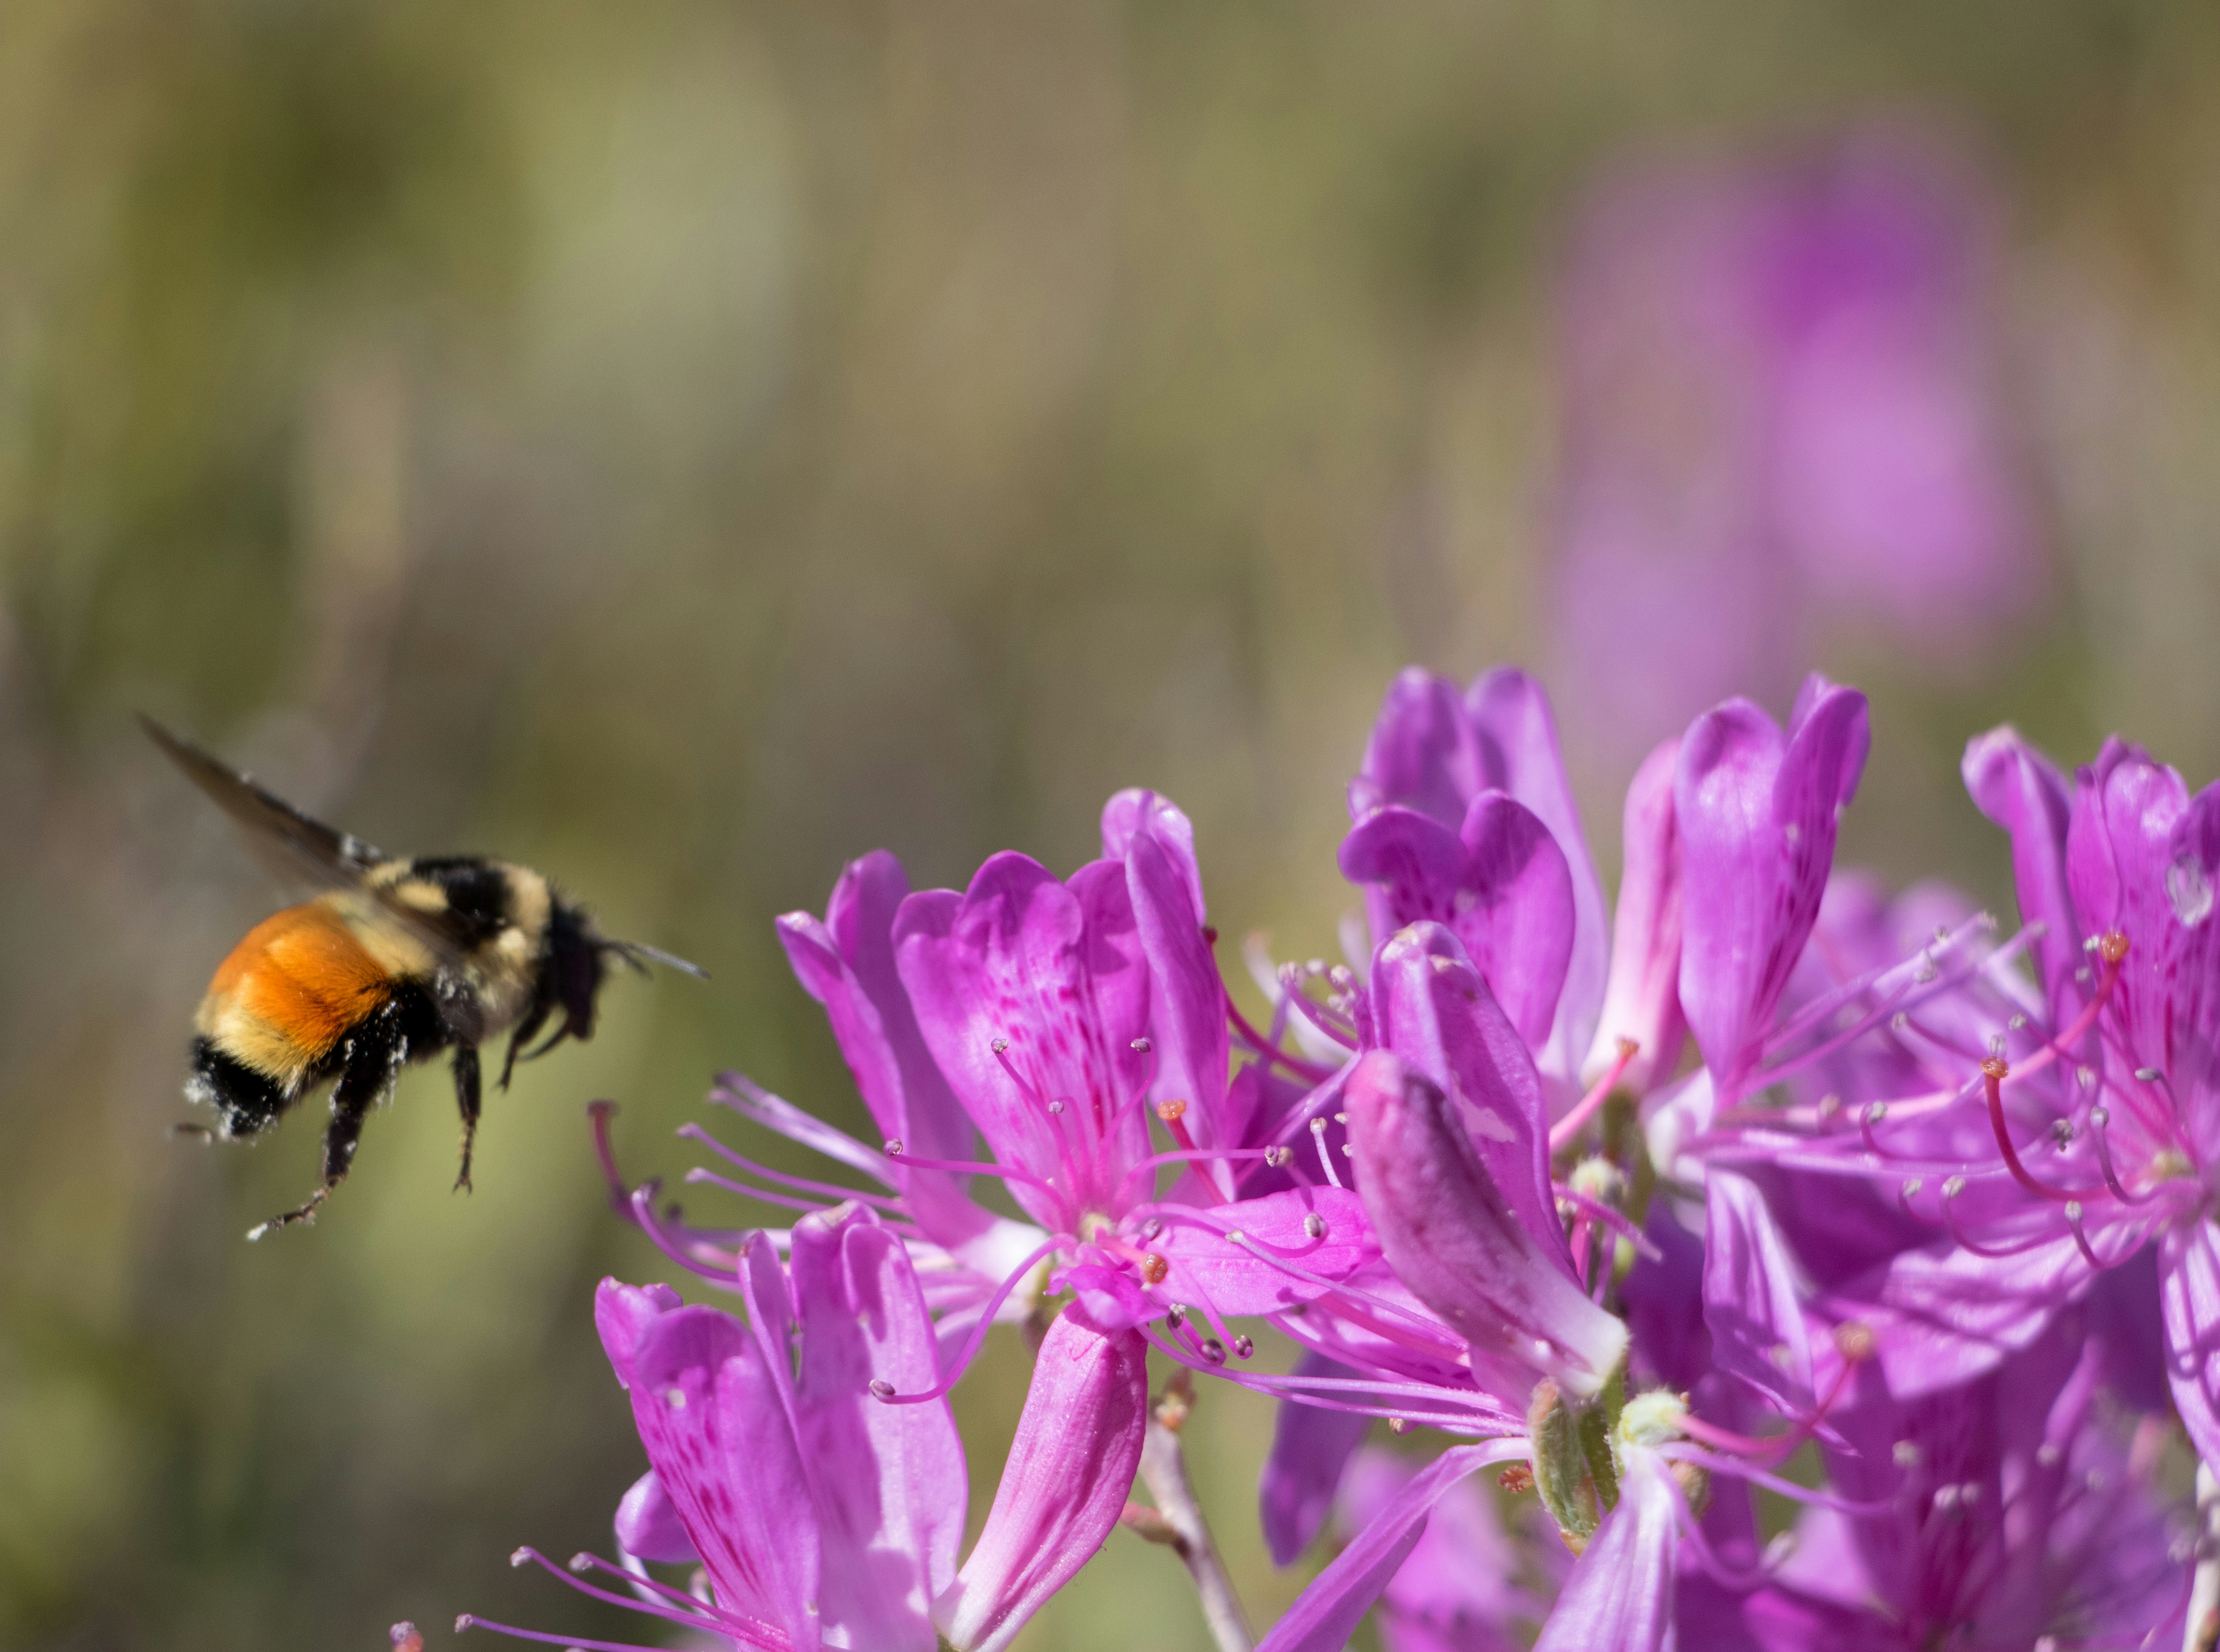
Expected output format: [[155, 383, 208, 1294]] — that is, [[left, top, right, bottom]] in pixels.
[[499, 899, 704, 1087]]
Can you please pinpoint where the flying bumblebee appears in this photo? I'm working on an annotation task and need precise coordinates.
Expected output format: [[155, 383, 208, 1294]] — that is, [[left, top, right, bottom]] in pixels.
[[145, 718, 703, 1239]]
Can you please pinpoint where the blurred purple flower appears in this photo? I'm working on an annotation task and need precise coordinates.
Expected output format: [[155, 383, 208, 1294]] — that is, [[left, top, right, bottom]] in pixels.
[[1549, 131, 2036, 772]]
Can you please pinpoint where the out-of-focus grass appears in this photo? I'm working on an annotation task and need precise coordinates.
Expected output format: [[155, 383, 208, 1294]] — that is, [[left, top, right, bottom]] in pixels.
[[2, 1, 2219, 1647]]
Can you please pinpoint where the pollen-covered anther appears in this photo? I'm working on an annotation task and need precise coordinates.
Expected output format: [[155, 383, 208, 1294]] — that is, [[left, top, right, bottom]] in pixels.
[[1498, 1463, 1535, 1494], [1388, 1417, 1407, 1434], [665, 1387, 687, 1410], [1302, 1213, 1327, 1239], [1200, 1338, 1226, 1364], [390, 1626, 425, 1652], [1833, 1321, 1877, 1363], [1980, 1055, 2010, 1082], [1154, 1098, 1188, 1123], [1139, 1251, 1169, 1285], [2050, 1119, 2074, 1149], [1141, 1217, 1164, 1240], [1232, 1335, 1255, 1359], [567, 1553, 593, 1573], [1131, 1037, 1152, 1054], [1865, 1102, 1889, 1125], [1165, 1305, 1186, 1328], [455, 1616, 476, 1633], [2090, 1105, 2111, 1128], [509, 1547, 532, 1567], [2009, 1013, 2029, 1029], [2098, 930, 2131, 965], [991, 1037, 1009, 1054], [2136, 1066, 2164, 1083], [869, 1379, 895, 1400], [883, 1138, 904, 1156], [1893, 1440, 1922, 1468], [1263, 1145, 1292, 1168], [1047, 1100, 1065, 1115]]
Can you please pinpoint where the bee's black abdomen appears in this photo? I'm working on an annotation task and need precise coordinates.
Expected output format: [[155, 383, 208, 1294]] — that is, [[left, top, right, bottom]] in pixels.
[[186, 1037, 292, 1138]]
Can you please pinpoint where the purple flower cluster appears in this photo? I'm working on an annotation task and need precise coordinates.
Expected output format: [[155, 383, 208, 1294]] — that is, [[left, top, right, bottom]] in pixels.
[[454, 662, 2206, 1652]]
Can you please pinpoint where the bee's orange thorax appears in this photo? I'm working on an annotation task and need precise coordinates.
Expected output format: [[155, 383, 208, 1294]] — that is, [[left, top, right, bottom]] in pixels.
[[200, 902, 393, 1077]]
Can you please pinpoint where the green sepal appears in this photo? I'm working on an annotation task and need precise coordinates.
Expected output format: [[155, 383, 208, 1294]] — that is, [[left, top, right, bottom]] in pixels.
[[1526, 1379, 1598, 1545], [1580, 1360, 1628, 1512]]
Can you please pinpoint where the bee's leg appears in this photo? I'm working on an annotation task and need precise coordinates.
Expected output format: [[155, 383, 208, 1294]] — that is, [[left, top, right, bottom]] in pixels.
[[248, 1008, 400, 1240], [451, 1043, 482, 1194]]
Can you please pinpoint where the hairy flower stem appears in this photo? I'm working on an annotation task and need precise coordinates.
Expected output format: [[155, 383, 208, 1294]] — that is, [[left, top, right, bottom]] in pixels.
[[1125, 1372, 1256, 1652], [2188, 1462, 2220, 1652]]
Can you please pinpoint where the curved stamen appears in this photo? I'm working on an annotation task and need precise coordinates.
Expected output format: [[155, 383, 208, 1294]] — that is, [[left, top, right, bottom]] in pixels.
[[1308, 1117, 1345, 1189], [871, 1236, 1062, 1404], [1137, 1325, 1511, 1431], [1225, 986, 1337, 1083], [1116, 1145, 1275, 1203], [1549, 1039, 1639, 1152], [884, 1146, 1066, 1211], [1656, 1445, 1897, 1518], [677, 1125, 901, 1208], [1279, 979, 1360, 1051], [2087, 1108, 2163, 1208], [498, 1549, 776, 1649], [1549, 1183, 1661, 1260], [627, 1188, 745, 1282], [1982, 1060, 2103, 1203], [681, 1169, 899, 1222], [456, 1615, 743, 1652]]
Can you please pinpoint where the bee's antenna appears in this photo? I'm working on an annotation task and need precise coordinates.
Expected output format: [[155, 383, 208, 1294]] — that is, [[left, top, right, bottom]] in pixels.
[[603, 938, 709, 980]]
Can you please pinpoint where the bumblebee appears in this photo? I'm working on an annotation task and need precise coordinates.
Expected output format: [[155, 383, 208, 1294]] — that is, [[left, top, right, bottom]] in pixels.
[[145, 718, 702, 1239]]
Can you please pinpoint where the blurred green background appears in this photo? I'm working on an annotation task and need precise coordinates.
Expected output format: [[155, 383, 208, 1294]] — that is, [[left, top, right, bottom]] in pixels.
[[4, 1, 2219, 1647]]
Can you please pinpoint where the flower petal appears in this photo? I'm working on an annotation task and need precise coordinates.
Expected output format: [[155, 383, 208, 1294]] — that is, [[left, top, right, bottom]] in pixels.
[[1453, 793, 1578, 1052], [1344, 1049, 1628, 1398], [1337, 1444, 1527, 1652], [1123, 796, 1238, 1144], [1468, 668, 1610, 1084], [1676, 679, 1868, 1098], [895, 854, 1150, 1224], [1102, 788, 1205, 919], [1531, 1445, 1679, 1652], [1586, 736, 1687, 1091], [1055, 1263, 1161, 1333], [1342, 799, 1576, 1055], [1350, 668, 1483, 826], [628, 1304, 823, 1649], [1259, 1354, 1371, 1566], [1152, 1187, 1380, 1315], [789, 1205, 964, 1651], [1702, 1170, 1820, 1416], [1368, 922, 1557, 1253], [1962, 726, 2081, 1023], [613, 1470, 699, 1567], [595, 1278, 683, 1391], [1254, 1441, 1529, 1652], [934, 1310, 1150, 1652], [780, 853, 1011, 1253], [2160, 1217, 2220, 1466]]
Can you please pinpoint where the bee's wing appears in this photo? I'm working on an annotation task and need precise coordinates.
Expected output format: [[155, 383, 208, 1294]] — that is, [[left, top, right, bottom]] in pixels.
[[140, 716, 476, 971]]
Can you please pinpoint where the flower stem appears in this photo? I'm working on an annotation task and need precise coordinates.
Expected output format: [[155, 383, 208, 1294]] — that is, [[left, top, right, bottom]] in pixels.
[[1125, 1371, 1255, 1652]]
